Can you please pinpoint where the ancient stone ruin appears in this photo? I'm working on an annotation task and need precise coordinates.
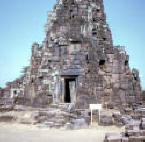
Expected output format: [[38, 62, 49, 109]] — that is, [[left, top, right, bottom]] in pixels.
[[0, 0, 144, 132], [104, 111, 145, 142]]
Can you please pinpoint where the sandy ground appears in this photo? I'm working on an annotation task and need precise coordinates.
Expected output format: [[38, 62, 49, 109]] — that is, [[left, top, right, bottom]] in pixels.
[[0, 123, 124, 142]]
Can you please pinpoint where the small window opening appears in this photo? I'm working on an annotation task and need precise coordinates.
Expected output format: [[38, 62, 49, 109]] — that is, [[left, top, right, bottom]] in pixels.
[[133, 74, 137, 81], [70, 9, 73, 12], [70, 14, 75, 19], [97, 9, 100, 12], [99, 60, 105, 66], [134, 76, 137, 81], [31, 78, 34, 83], [103, 37, 106, 41], [85, 54, 89, 63], [92, 28, 97, 35], [125, 60, 128, 66], [92, 28, 96, 31], [13, 90, 17, 95], [50, 37, 54, 41], [39, 76, 43, 80], [86, 54, 89, 60], [70, 12, 75, 20], [92, 18, 97, 22], [48, 66, 52, 69], [64, 5, 67, 8]]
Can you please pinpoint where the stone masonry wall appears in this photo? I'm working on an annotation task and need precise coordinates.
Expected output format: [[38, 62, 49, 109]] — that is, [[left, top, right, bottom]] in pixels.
[[0, 0, 142, 109]]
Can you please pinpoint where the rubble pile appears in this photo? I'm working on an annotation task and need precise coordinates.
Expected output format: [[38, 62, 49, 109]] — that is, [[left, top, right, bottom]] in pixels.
[[104, 118, 145, 142], [0, 103, 89, 129], [104, 106, 145, 142]]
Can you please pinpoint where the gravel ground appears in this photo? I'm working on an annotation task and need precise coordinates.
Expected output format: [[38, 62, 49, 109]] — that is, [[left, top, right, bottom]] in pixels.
[[0, 123, 124, 142]]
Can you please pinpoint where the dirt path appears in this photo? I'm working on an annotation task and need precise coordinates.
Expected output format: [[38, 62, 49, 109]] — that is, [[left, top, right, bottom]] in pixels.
[[0, 123, 124, 142]]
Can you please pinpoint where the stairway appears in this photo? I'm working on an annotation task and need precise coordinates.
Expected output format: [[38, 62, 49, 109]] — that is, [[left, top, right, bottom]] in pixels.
[[0, 99, 90, 128], [32, 103, 78, 128]]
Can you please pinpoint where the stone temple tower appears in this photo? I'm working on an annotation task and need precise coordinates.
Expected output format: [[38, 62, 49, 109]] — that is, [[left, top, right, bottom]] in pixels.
[[2, 0, 142, 109]]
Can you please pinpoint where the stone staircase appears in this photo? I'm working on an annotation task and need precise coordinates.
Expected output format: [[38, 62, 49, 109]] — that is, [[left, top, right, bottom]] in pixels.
[[33, 103, 78, 128], [0, 101, 90, 129], [32, 103, 90, 128]]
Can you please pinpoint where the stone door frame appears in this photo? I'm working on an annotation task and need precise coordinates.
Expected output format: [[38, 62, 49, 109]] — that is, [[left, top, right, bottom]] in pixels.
[[61, 75, 78, 103]]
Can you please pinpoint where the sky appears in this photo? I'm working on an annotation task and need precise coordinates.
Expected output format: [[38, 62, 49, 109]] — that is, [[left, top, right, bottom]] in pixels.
[[0, 0, 145, 89]]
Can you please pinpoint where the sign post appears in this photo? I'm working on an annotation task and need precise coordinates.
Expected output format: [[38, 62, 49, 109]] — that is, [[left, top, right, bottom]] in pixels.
[[89, 104, 102, 125]]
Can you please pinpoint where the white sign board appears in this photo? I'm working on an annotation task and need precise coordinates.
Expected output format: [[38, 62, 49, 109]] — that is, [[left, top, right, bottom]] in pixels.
[[89, 104, 102, 125], [89, 104, 102, 110]]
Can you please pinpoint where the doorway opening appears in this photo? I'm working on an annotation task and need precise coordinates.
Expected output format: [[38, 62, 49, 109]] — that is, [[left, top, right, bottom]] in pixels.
[[64, 78, 76, 103]]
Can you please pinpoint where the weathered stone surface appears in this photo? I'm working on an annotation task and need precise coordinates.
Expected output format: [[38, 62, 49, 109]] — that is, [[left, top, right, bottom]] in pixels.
[[112, 111, 123, 126], [104, 116, 145, 142], [0, 0, 142, 110], [0, 0, 144, 130], [122, 137, 129, 142], [100, 116, 113, 126], [128, 137, 145, 142], [104, 133, 122, 142], [99, 110, 113, 126], [142, 90, 145, 102], [0, 114, 15, 122], [71, 118, 88, 130]]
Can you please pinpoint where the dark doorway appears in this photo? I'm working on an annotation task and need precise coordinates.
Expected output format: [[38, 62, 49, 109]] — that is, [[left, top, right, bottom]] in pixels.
[[99, 60, 105, 66], [64, 78, 76, 103]]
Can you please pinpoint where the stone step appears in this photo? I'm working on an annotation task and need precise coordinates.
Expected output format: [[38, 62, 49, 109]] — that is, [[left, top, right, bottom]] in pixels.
[[38, 121, 64, 128], [49, 103, 59, 109], [49, 103, 74, 112]]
